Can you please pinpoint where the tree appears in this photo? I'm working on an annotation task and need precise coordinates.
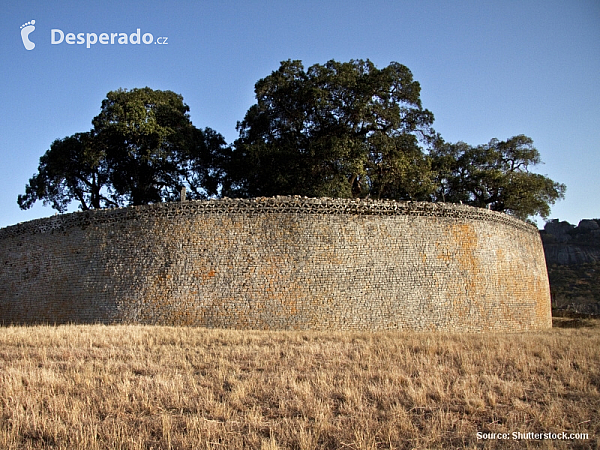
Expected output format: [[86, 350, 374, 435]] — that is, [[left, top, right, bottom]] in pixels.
[[19, 87, 228, 212], [431, 135, 566, 220], [19, 78, 565, 223], [18, 131, 113, 212], [225, 59, 436, 200]]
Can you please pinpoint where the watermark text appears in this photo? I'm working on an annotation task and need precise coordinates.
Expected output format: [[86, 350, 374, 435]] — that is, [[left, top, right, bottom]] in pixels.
[[51, 28, 167, 48], [477, 431, 589, 441]]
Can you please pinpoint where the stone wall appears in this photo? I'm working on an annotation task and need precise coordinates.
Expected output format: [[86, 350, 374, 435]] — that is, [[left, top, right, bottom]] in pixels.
[[0, 197, 551, 331]]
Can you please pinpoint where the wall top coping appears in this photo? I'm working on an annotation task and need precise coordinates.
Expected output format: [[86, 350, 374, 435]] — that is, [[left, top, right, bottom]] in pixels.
[[0, 196, 538, 239]]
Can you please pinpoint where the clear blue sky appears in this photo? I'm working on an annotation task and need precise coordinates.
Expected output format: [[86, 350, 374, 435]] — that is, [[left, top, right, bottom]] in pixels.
[[1, 0, 598, 229]]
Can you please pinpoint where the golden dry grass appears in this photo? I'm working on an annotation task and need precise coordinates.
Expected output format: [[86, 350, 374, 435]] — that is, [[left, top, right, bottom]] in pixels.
[[0, 318, 598, 449]]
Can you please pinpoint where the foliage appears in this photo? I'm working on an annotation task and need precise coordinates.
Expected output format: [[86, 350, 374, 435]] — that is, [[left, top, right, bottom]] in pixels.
[[17, 131, 111, 211], [548, 261, 600, 314], [225, 59, 565, 221], [430, 134, 566, 220], [19, 63, 566, 222], [225, 59, 436, 200], [19, 87, 227, 211]]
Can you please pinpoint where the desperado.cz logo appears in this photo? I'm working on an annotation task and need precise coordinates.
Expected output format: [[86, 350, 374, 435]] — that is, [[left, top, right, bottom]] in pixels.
[[20, 19, 168, 50], [52, 28, 168, 48]]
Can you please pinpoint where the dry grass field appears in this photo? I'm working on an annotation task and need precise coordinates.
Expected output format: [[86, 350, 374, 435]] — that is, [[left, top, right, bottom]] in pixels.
[[0, 318, 598, 449]]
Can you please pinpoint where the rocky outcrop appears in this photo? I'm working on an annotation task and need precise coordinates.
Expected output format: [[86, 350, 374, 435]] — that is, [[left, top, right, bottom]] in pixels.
[[541, 218, 600, 316], [541, 219, 600, 265]]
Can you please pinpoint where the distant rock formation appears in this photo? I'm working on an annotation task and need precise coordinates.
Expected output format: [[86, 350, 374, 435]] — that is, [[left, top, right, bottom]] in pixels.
[[541, 219, 600, 265], [541, 218, 600, 316]]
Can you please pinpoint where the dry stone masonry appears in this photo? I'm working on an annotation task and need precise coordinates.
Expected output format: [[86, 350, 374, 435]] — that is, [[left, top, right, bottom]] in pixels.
[[0, 197, 551, 331]]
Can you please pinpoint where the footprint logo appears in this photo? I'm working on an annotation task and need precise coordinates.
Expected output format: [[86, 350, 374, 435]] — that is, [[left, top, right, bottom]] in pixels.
[[20, 20, 36, 50]]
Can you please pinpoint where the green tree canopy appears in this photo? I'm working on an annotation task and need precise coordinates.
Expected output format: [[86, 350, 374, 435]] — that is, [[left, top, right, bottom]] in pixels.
[[17, 131, 111, 211], [430, 135, 566, 220], [19, 66, 566, 223], [224, 59, 436, 200], [18, 87, 227, 212]]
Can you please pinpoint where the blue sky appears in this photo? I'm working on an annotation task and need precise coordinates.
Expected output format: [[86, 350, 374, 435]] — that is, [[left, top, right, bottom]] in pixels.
[[1, 0, 598, 229]]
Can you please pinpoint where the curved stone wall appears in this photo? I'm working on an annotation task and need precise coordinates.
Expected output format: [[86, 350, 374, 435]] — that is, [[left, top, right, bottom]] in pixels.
[[0, 197, 551, 331]]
